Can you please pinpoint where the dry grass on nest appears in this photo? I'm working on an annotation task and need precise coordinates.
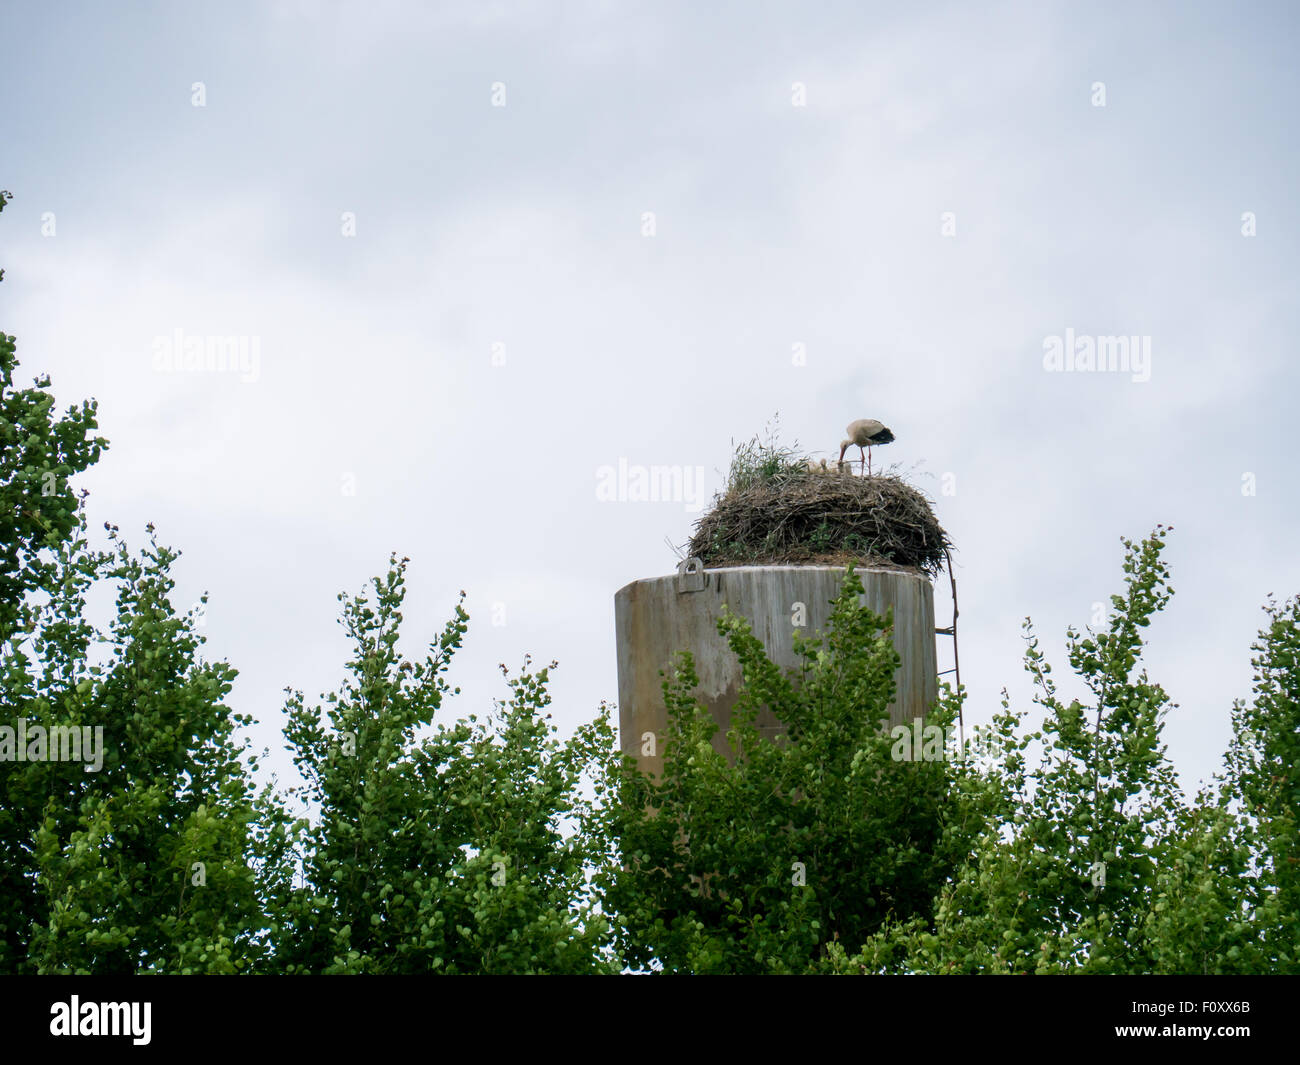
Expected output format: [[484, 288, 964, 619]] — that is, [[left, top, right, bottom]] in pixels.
[[688, 470, 951, 576]]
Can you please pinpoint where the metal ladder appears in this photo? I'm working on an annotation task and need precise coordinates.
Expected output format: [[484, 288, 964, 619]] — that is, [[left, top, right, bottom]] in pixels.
[[934, 546, 964, 748]]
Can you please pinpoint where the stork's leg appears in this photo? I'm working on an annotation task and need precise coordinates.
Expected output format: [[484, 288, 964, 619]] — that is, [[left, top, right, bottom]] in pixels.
[[867, 446, 873, 476], [859, 446, 866, 474]]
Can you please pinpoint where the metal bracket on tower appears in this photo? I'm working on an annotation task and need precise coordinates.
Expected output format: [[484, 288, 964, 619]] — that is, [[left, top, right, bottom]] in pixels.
[[676, 556, 706, 593]]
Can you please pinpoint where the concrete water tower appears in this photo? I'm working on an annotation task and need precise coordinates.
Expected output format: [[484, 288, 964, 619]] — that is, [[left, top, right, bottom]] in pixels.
[[614, 458, 954, 775], [615, 561, 941, 777]]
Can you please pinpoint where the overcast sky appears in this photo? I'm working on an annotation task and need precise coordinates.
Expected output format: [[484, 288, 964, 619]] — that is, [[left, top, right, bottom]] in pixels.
[[2, 0, 1296, 795]]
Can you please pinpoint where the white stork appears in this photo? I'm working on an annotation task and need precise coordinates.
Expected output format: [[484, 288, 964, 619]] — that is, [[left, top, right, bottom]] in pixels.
[[840, 418, 895, 475]]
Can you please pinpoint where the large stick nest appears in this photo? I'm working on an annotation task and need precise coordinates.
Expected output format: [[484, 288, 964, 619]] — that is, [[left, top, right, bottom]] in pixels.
[[688, 470, 951, 576]]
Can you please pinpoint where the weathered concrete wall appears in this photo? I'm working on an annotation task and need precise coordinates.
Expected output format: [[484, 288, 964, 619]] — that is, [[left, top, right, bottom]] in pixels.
[[614, 565, 937, 776]]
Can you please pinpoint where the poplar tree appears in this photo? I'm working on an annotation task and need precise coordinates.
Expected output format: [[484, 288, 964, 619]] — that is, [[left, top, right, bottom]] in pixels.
[[1, 191, 265, 972], [266, 555, 618, 974], [0, 188, 108, 970], [27, 527, 267, 973], [847, 528, 1297, 974]]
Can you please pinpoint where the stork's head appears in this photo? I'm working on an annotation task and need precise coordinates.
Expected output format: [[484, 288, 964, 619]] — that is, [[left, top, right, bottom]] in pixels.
[[839, 439, 851, 461]]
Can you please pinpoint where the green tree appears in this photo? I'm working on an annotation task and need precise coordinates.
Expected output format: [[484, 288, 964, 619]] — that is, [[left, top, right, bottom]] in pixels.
[[603, 565, 969, 973], [0, 191, 106, 648], [266, 555, 618, 973], [2, 191, 266, 972], [1, 187, 108, 971], [1195, 592, 1300, 973], [20, 526, 267, 973], [848, 527, 1297, 974]]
